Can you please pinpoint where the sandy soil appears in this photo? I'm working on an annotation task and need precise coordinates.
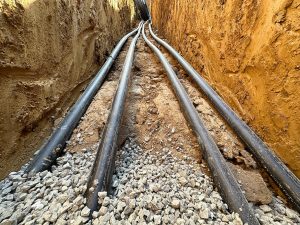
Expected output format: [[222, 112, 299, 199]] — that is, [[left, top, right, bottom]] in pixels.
[[149, 0, 300, 178], [0, 0, 136, 179]]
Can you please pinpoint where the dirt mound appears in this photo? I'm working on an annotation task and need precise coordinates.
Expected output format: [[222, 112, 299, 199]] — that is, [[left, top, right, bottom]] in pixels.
[[0, 0, 136, 179]]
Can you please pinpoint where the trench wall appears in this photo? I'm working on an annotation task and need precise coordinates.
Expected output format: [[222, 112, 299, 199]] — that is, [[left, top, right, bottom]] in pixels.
[[0, 0, 136, 178], [149, 0, 300, 177]]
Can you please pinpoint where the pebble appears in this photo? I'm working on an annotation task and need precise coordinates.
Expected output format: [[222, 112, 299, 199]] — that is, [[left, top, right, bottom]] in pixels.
[[116, 201, 126, 212], [102, 197, 110, 207], [144, 136, 150, 142], [99, 206, 107, 216], [98, 192, 107, 199], [259, 205, 272, 213], [200, 208, 210, 219], [73, 216, 83, 225], [178, 177, 188, 186], [153, 215, 161, 224], [0, 139, 298, 225], [171, 199, 181, 209], [286, 208, 298, 219], [81, 206, 90, 218]]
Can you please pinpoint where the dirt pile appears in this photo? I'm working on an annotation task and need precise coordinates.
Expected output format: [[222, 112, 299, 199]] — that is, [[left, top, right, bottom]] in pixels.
[[149, 0, 300, 177], [0, 0, 136, 179]]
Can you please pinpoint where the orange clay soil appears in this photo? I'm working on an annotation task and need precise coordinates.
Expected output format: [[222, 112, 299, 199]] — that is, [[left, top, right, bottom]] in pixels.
[[149, 0, 300, 178]]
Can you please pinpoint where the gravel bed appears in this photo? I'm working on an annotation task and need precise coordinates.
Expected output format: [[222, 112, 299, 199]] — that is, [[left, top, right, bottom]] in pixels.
[[0, 139, 299, 225]]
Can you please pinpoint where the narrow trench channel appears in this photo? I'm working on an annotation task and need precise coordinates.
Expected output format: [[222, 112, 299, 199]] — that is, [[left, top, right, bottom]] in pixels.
[[0, 24, 299, 225]]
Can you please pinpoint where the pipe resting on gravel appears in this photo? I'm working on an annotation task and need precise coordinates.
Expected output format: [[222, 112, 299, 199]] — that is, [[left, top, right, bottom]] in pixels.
[[85, 22, 143, 213], [142, 23, 260, 225], [25, 22, 142, 175], [148, 23, 300, 211]]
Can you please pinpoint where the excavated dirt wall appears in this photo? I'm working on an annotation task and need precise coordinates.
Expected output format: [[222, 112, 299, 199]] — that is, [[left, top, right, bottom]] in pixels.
[[149, 0, 300, 177], [0, 0, 135, 178]]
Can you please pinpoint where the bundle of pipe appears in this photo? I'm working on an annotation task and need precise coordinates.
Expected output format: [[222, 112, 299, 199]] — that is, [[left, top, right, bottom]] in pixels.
[[25, 23, 142, 175], [142, 22, 260, 225]]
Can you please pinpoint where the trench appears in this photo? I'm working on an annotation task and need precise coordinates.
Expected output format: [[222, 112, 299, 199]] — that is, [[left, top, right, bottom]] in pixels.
[[0, 0, 300, 224]]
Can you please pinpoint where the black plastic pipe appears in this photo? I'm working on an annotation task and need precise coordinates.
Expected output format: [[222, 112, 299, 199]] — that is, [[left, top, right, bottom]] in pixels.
[[142, 23, 260, 225], [25, 23, 142, 175], [134, 0, 150, 20], [148, 24, 300, 211], [85, 22, 143, 212]]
